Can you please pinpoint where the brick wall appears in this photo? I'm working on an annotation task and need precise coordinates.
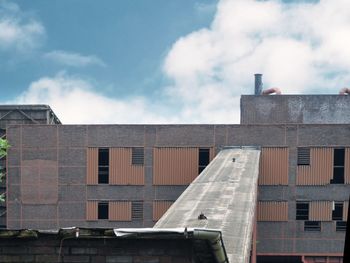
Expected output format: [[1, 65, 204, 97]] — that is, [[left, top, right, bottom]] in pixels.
[[5, 123, 350, 256]]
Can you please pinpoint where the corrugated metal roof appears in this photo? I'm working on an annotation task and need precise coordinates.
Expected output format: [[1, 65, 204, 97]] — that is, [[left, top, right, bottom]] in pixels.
[[155, 147, 261, 263], [0, 104, 61, 124]]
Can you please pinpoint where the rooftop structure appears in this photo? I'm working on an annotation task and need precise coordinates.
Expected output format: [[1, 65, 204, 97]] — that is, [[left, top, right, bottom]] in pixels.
[[241, 95, 350, 124]]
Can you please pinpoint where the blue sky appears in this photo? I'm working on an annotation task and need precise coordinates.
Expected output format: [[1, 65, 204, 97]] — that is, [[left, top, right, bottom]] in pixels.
[[1, 0, 350, 124], [1, 0, 216, 100]]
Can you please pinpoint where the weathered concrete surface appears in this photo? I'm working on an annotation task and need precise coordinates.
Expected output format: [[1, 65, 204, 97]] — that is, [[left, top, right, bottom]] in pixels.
[[241, 95, 350, 124], [155, 147, 261, 263]]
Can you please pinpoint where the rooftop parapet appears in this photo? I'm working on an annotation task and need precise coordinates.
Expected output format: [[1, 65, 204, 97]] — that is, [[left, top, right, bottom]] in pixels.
[[241, 95, 350, 125]]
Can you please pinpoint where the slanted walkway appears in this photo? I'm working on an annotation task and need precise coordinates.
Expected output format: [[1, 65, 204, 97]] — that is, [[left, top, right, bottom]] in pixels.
[[155, 147, 261, 263]]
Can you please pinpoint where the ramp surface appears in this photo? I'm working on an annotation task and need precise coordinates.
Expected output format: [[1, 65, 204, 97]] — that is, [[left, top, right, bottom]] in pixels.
[[155, 147, 261, 263]]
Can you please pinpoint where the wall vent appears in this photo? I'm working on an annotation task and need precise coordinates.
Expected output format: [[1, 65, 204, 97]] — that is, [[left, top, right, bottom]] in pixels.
[[297, 148, 310, 165], [132, 201, 143, 220], [132, 148, 144, 165]]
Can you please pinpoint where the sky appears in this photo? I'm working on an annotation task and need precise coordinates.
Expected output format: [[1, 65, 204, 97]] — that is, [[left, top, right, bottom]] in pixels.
[[1, 0, 350, 124]]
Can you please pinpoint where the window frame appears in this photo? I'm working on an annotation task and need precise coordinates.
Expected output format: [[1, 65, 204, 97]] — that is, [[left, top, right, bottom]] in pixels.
[[98, 148, 109, 184], [97, 202, 109, 220], [332, 202, 343, 221], [331, 148, 345, 184], [296, 201, 309, 220], [198, 148, 210, 174]]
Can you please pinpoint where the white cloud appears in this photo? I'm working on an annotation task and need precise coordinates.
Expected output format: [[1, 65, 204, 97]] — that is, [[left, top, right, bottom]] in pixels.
[[163, 0, 350, 123], [0, 1, 45, 52], [13, 73, 176, 124], [44, 50, 106, 67]]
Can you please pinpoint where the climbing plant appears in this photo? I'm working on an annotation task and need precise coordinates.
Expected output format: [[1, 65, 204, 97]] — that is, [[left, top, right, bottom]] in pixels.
[[0, 138, 9, 202]]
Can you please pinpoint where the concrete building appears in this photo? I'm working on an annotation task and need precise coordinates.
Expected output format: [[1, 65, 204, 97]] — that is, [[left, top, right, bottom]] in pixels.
[[0, 89, 349, 262]]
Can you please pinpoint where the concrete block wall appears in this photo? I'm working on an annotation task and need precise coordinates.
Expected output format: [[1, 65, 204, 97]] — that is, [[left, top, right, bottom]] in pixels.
[[0, 236, 192, 263], [241, 95, 350, 124], [5, 123, 350, 256]]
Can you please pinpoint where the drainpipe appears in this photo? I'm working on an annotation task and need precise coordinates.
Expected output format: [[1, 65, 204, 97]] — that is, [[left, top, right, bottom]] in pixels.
[[193, 229, 229, 263], [254, 74, 263, 95]]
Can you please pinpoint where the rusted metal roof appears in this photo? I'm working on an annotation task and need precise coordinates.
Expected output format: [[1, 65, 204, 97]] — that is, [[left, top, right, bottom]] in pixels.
[[0, 104, 61, 124]]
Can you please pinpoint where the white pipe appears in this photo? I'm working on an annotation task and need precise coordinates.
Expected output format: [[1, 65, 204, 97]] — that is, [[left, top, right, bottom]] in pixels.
[[262, 88, 281, 95], [339, 87, 350, 95]]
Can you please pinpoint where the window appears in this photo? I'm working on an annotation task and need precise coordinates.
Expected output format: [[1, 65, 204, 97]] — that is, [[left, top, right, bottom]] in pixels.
[[98, 202, 108, 219], [132, 201, 143, 220], [132, 147, 144, 165], [336, 221, 347, 231], [198, 148, 210, 174], [297, 148, 310, 165], [296, 202, 309, 220], [331, 148, 345, 184], [332, 202, 343, 221], [98, 148, 109, 184], [304, 221, 321, 231], [332, 202, 347, 231]]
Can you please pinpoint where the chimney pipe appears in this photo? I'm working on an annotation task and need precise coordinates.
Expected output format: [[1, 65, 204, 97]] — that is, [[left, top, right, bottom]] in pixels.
[[254, 74, 263, 95]]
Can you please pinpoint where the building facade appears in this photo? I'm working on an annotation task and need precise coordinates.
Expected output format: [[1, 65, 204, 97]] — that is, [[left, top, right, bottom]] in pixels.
[[0, 105, 60, 228], [2, 95, 349, 262]]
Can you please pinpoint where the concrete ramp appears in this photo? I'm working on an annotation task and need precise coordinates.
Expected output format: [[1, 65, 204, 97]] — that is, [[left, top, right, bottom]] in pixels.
[[154, 147, 261, 263]]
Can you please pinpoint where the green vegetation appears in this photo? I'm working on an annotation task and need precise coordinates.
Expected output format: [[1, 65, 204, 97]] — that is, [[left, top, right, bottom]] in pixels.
[[0, 138, 9, 202]]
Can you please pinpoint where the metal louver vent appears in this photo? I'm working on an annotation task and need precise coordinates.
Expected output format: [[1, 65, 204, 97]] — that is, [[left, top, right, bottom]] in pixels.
[[132, 201, 143, 220], [132, 148, 144, 165], [298, 147, 310, 165]]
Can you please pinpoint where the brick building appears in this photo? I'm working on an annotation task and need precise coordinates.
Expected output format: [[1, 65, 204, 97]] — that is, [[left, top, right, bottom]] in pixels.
[[0, 92, 349, 262], [0, 105, 60, 228]]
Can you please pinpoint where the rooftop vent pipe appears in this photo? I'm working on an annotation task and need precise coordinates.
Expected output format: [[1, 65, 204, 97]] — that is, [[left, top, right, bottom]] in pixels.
[[262, 87, 282, 95], [339, 88, 350, 95], [254, 74, 263, 95]]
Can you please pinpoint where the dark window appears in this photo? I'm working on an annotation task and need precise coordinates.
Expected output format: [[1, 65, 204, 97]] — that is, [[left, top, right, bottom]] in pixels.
[[296, 202, 309, 220], [331, 148, 345, 184], [198, 148, 210, 174], [304, 221, 321, 231], [332, 203, 343, 221], [334, 148, 345, 166], [132, 201, 143, 220], [98, 202, 108, 219], [132, 148, 144, 165], [98, 149, 109, 166], [297, 148, 310, 165], [336, 221, 347, 231], [331, 167, 345, 184], [98, 149, 109, 184]]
